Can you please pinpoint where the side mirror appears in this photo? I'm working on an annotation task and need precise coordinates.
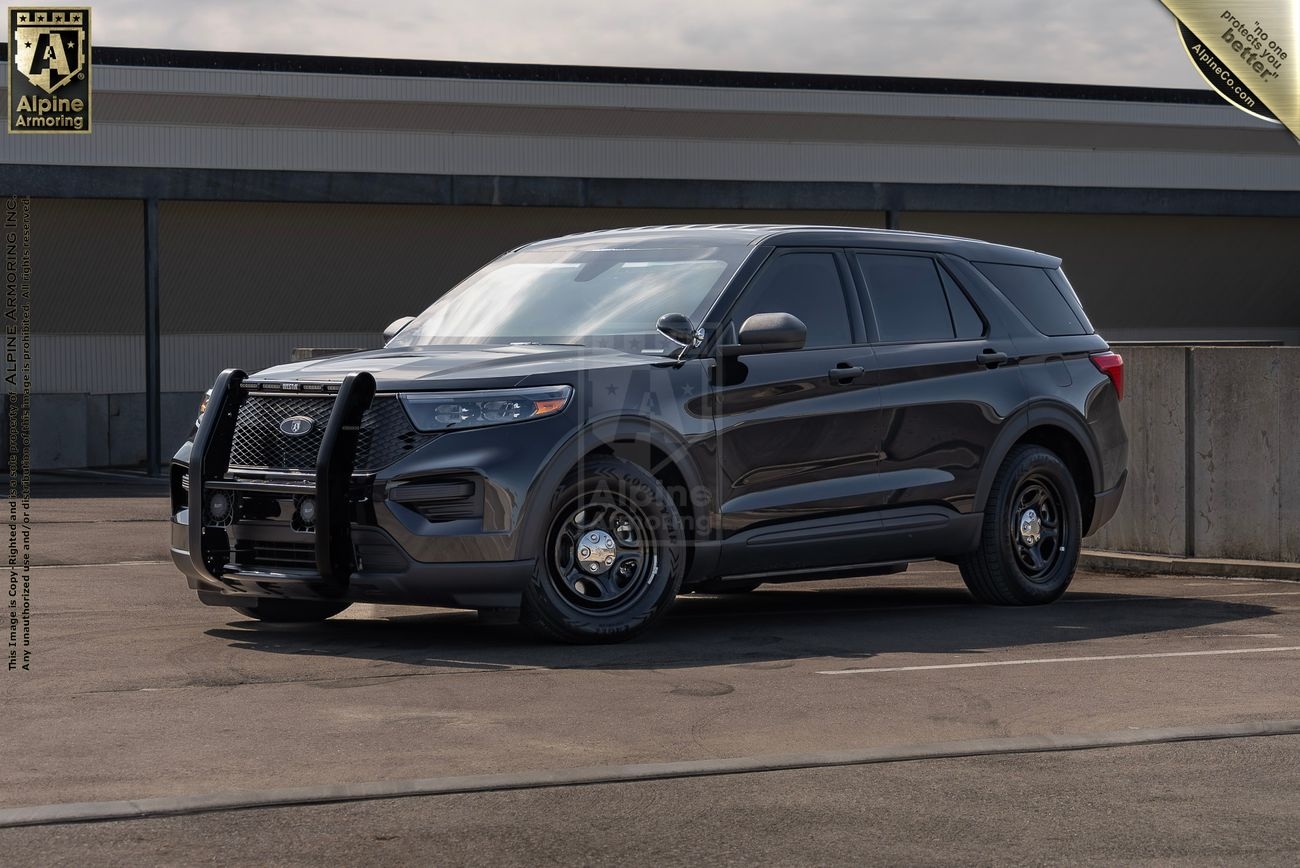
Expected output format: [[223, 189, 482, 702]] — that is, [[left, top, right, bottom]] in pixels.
[[725, 312, 807, 355], [656, 313, 698, 346], [383, 316, 416, 342]]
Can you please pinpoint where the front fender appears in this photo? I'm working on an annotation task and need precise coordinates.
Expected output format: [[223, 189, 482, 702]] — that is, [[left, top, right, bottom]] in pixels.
[[515, 414, 714, 564]]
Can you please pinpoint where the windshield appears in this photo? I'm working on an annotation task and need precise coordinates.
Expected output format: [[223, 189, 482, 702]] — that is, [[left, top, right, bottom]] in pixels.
[[387, 245, 750, 350]]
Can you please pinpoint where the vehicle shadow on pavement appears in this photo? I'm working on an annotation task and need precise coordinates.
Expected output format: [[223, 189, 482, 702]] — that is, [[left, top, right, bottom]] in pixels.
[[202, 584, 1279, 672]]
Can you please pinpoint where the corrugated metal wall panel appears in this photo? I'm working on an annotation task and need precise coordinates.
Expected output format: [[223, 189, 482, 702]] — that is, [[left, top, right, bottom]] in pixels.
[[86, 93, 1292, 155], [31, 333, 381, 393], [7, 125, 1300, 190], [30, 199, 144, 333], [902, 213, 1300, 333], [156, 202, 885, 334], [32, 335, 146, 393], [82, 66, 1267, 130]]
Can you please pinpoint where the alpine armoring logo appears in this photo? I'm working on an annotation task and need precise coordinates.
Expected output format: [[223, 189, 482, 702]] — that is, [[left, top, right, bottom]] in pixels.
[[8, 7, 91, 133]]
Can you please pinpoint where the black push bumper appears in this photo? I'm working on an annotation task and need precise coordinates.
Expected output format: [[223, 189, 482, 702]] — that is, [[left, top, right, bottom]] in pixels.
[[176, 367, 532, 610]]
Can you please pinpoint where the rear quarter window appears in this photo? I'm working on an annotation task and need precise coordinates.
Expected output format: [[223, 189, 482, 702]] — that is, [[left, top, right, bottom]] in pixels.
[[973, 262, 1090, 337]]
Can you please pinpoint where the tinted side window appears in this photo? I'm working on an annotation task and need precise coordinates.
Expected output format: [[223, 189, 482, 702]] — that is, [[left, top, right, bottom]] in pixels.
[[939, 267, 986, 340], [856, 253, 954, 343], [1046, 268, 1094, 333], [729, 252, 852, 348], [975, 262, 1087, 336]]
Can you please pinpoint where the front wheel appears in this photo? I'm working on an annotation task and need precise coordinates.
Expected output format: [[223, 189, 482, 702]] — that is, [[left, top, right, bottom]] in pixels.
[[959, 445, 1082, 605], [522, 457, 684, 643]]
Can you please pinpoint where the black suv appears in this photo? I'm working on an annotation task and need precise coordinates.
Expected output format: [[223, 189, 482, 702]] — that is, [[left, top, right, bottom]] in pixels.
[[171, 225, 1127, 643]]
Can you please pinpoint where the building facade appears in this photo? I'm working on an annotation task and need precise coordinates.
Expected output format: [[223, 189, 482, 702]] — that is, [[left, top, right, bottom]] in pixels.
[[3, 48, 1300, 469]]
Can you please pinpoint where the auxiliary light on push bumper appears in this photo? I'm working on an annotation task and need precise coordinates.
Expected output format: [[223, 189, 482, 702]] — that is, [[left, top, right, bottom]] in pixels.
[[187, 368, 377, 596]]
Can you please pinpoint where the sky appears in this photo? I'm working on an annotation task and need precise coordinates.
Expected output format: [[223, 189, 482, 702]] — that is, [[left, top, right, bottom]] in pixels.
[[89, 0, 1208, 90]]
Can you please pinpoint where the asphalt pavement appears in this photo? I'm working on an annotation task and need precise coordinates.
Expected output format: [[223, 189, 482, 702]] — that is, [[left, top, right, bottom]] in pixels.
[[3, 475, 1298, 864]]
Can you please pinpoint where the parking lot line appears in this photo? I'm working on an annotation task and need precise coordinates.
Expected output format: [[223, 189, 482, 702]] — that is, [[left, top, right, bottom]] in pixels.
[[2, 719, 1297, 831], [817, 645, 1300, 675]]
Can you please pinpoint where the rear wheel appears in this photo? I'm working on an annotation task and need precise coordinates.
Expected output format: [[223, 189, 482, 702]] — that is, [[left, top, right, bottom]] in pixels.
[[959, 445, 1081, 605], [233, 599, 351, 623], [522, 457, 684, 643]]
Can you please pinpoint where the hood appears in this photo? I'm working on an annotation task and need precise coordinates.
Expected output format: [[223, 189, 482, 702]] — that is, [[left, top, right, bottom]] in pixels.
[[249, 344, 668, 391]]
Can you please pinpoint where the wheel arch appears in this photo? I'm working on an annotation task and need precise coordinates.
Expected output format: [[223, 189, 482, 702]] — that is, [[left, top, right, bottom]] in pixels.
[[517, 415, 713, 576], [976, 404, 1102, 532]]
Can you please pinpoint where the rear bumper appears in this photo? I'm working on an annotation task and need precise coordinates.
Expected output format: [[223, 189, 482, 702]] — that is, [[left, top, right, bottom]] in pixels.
[[1087, 468, 1127, 537]]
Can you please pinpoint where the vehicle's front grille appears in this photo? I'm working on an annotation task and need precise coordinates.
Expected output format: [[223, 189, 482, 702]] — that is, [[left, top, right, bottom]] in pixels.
[[228, 394, 433, 472], [234, 540, 316, 570]]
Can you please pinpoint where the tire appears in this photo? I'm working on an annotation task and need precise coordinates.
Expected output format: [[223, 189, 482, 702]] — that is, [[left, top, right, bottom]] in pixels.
[[959, 444, 1082, 605], [522, 456, 685, 643], [233, 599, 351, 623], [687, 579, 763, 594]]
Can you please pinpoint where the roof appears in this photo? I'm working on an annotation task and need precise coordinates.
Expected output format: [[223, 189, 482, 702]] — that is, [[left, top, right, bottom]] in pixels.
[[522, 224, 1061, 266], [6, 45, 1222, 106]]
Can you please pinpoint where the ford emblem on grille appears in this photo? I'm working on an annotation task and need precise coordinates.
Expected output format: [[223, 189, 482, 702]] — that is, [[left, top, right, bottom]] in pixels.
[[279, 415, 316, 437]]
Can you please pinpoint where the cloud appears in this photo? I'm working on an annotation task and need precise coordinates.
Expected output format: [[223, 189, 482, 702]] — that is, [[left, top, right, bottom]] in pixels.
[[92, 0, 1207, 89]]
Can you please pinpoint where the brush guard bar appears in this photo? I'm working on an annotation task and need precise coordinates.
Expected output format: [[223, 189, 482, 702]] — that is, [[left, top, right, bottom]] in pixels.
[[187, 368, 377, 596]]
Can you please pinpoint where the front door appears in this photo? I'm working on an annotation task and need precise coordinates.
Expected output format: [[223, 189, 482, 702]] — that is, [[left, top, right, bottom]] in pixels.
[[709, 249, 881, 574]]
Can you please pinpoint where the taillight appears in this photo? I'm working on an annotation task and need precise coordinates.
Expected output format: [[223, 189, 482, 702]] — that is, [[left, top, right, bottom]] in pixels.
[[1090, 352, 1124, 401]]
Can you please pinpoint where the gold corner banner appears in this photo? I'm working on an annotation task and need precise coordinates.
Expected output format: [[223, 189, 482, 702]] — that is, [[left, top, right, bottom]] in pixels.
[[1161, 1, 1298, 136]]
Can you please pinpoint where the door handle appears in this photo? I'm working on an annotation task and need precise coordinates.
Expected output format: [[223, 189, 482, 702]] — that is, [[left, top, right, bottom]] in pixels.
[[977, 348, 1010, 368], [828, 365, 865, 384]]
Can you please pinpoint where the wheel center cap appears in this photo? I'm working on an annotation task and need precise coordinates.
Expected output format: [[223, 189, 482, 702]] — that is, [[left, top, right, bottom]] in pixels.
[[576, 530, 618, 575], [1019, 509, 1042, 546]]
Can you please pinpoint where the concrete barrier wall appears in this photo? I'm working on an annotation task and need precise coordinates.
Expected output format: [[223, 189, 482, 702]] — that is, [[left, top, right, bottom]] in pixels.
[[1086, 346, 1187, 556], [1088, 346, 1300, 563]]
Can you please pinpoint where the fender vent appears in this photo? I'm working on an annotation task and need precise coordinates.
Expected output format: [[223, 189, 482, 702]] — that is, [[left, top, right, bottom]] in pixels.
[[389, 477, 483, 522]]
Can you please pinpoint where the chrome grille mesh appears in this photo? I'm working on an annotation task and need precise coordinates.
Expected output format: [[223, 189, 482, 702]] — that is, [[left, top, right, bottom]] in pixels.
[[228, 394, 432, 472]]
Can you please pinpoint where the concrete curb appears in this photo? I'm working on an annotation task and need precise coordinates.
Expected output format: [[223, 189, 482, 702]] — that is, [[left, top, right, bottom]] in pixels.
[[2, 719, 1298, 830], [1081, 549, 1300, 581]]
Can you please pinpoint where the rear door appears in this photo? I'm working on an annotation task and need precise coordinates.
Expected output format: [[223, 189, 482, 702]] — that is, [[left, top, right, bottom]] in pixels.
[[850, 249, 1029, 518], [710, 248, 881, 573]]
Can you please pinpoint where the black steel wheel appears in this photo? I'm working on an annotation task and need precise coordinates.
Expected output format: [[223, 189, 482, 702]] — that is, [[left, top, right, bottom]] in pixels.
[[959, 445, 1081, 605], [523, 456, 684, 643], [548, 496, 658, 613], [1009, 473, 1066, 581]]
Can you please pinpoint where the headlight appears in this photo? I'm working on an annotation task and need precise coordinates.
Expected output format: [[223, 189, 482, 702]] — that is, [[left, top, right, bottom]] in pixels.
[[399, 385, 573, 432], [195, 388, 213, 429]]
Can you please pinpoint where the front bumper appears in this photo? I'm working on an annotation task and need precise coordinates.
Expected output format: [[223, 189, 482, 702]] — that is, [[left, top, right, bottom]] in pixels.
[[176, 368, 535, 610], [170, 513, 532, 609]]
